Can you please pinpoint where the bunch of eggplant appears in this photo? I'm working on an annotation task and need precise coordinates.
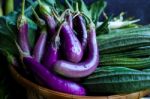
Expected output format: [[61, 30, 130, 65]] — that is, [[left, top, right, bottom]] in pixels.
[[15, 0, 99, 96]]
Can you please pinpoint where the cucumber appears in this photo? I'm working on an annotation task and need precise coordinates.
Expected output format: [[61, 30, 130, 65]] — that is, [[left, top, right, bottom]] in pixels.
[[98, 34, 150, 54], [100, 56, 150, 69], [142, 69, 150, 72], [101, 47, 150, 58], [96, 25, 150, 42], [82, 66, 150, 94]]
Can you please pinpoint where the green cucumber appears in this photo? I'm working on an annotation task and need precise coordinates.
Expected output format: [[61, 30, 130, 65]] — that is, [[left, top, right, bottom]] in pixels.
[[98, 34, 150, 54], [101, 47, 150, 58], [82, 66, 150, 94], [96, 25, 150, 42], [100, 56, 150, 69], [142, 69, 150, 72]]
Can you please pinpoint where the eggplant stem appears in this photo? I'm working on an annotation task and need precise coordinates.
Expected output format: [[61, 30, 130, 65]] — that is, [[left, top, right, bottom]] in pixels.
[[75, 2, 79, 12], [56, 21, 64, 37], [50, 22, 64, 49], [51, 8, 62, 22], [21, 0, 25, 16], [60, 9, 71, 19], [32, 7, 45, 27]]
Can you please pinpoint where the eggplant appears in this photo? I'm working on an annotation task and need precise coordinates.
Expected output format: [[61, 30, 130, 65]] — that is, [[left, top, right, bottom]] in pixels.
[[60, 21, 83, 63], [66, 12, 73, 29], [17, 0, 30, 55], [54, 23, 99, 78], [37, 0, 56, 37], [33, 29, 47, 62], [73, 15, 88, 51], [46, 15, 57, 37], [23, 57, 86, 95], [32, 8, 47, 62], [42, 37, 59, 70]]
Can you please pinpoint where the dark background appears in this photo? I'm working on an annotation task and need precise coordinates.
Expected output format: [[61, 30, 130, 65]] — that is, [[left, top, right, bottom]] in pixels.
[[13, 0, 150, 25]]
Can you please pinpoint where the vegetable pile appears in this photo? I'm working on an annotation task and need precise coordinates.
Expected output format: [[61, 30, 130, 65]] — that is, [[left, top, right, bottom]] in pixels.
[[1, 0, 150, 97]]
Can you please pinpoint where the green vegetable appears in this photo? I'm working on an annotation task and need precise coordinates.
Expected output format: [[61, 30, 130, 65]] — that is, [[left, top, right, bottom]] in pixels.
[[82, 66, 150, 94], [101, 47, 150, 58], [97, 25, 150, 41], [97, 33, 150, 54], [101, 56, 150, 69]]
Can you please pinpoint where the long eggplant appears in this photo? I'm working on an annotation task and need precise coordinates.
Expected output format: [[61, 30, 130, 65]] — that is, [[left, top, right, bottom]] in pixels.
[[32, 8, 47, 62], [54, 23, 99, 78], [66, 12, 73, 29], [73, 15, 88, 51], [60, 21, 83, 63], [37, 0, 56, 37], [17, 0, 30, 55], [42, 36, 59, 70], [33, 28, 47, 62], [23, 57, 86, 95]]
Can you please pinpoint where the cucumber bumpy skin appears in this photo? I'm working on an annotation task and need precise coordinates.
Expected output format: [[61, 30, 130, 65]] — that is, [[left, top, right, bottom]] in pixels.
[[82, 66, 150, 94], [97, 33, 150, 54], [100, 56, 150, 69]]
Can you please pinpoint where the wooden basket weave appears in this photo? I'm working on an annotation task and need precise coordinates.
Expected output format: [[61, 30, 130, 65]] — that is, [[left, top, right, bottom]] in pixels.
[[10, 66, 150, 99]]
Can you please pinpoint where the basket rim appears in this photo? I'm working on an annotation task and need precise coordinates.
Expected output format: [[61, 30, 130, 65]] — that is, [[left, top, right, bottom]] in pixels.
[[9, 65, 150, 98]]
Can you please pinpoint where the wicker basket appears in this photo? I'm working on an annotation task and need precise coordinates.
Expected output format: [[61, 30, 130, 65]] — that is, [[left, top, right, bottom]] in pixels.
[[10, 66, 150, 99]]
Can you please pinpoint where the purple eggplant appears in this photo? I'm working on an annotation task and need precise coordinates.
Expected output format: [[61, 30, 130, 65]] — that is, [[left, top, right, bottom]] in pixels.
[[54, 23, 99, 78], [23, 57, 86, 95], [42, 38, 59, 70], [37, 0, 56, 37], [33, 29, 47, 62], [46, 15, 57, 36], [17, 0, 30, 55], [66, 12, 73, 29], [73, 15, 88, 51], [32, 8, 47, 62], [60, 21, 83, 63]]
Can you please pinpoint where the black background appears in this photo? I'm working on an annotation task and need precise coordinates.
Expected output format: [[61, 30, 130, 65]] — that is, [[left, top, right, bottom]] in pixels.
[[13, 0, 150, 25]]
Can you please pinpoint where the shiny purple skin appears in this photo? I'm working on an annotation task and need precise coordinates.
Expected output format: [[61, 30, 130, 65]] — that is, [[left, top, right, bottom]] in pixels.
[[61, 22, 83, 63], [33, 29, 47, 62], [23, 57, 86, 95], [45, 15, 57, 37], [54, 24, 99, 78], [73, 15, 88, 51], [42, 42, 58, 70], [18, 17, 30, 55], [66, 14, 73, 29]]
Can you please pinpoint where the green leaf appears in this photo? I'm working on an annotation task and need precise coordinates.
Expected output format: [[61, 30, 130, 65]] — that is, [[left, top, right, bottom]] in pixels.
[[90, 0, 107, 25], [44, 0, 56, 6], [55, 0, 65, 13], [0, 34, 18, 56], [79, 0, 91, 18], [24, 1, 38, 17], [0, 13, 17, 40]]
